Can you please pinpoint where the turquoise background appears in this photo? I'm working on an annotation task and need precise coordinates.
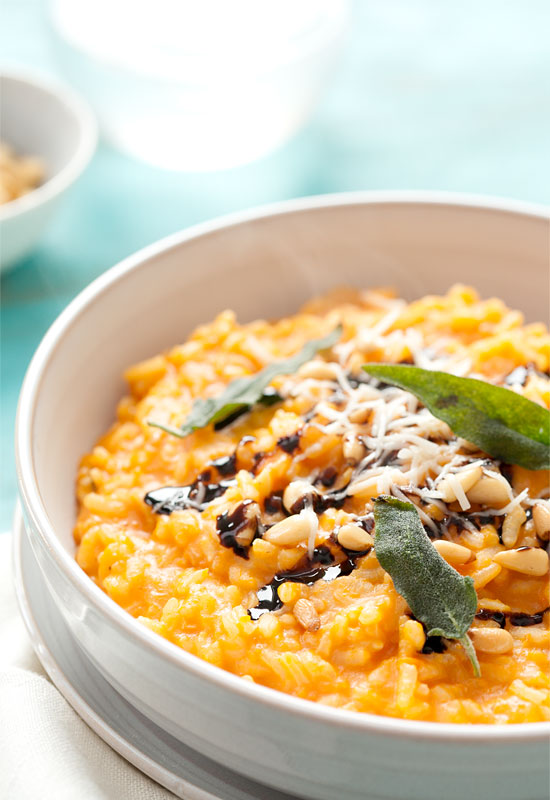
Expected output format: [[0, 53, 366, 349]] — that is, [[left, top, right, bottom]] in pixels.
[[1, 0, 550, 529]]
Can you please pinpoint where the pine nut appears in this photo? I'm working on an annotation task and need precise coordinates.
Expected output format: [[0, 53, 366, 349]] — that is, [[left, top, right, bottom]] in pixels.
[[337, 523, 374, 551], [533, 501, 550, 540], [342, 431, 366, 464], [501, 505, 527, 548], [297, 361, 339, 381], [282, 480, 317, 514], [293, 598, 320, 631], [467, 474, 511, 507], [348, 405, 371, 424], [264, 512, 315, 546], [433, 539, 475, 565], [493, 546, 549, 576], [469, 627, 514, 654], [437, 466, 482, 506]]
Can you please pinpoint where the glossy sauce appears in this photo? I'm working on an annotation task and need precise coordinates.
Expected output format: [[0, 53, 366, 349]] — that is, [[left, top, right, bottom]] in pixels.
[[277, 432, 301, 453], [476, 608, 549, 628], [144, 474, 235, 514], [248, 544, 370, 620], [216, 500, 258, 558]]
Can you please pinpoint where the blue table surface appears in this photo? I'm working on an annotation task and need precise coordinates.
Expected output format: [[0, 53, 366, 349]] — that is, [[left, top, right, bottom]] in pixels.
[[2, 0, 550, 530]]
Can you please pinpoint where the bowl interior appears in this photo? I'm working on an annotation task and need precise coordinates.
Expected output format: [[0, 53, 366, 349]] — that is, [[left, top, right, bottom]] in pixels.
[[0, 73, 85, 181], [22, 198, 549, 558]]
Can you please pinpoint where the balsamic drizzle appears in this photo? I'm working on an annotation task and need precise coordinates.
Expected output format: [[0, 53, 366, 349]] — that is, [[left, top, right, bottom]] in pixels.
[[509, 610, 548, 627], [144, 475, 235, 514], [209, 453, 237, 477], [263, 493, 283, 515], [247, 544, 370, 620], [216, 500, 259, 558], [428, 512, 503, 540], [421, 635, 447, 655], [145, 450, 240, 516], [287, 485, 349, 515], [316, 467, 338, 488], [277, 433, 301, 454], [476, 607, 549, 628], [475, 609, 506, 628], [408, 616, 447, 653]]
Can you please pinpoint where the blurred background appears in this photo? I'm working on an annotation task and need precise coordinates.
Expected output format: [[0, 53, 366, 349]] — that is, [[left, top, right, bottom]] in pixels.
[[1, 0, 549, 528]]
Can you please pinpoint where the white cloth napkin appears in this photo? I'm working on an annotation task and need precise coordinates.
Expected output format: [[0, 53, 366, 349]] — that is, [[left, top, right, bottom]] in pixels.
[[0, 533, 176, 800]]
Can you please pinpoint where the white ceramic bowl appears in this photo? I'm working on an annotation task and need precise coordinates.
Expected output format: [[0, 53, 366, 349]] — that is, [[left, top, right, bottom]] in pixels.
[[15, 193, 550, 800], [0, 71, 96, 271]]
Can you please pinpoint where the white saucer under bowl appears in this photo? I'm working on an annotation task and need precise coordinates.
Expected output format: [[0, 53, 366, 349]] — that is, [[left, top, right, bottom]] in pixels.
[[12, 505, 297, 800]]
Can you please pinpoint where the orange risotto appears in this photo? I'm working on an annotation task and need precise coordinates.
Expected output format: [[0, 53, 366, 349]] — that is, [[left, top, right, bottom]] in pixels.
[[74, 285, 550, 723]]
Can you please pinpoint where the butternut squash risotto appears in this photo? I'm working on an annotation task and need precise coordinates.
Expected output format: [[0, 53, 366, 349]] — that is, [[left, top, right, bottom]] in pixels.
[[74, 285, 550, 723]]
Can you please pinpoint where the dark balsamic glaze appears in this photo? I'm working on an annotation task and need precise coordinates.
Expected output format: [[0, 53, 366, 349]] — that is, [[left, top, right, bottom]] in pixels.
[[509, 609, 548, 627], [430, 513, 502, 541], [475, 609, 506, 628], [289, 486, 349, 515], [421, 635, 447, 654], [209, 453, 237, 477], [358, 515, 375, 533], [317, 467, 338, 488], [264, 493, 283, 514], [144, 474, 235, 514], [500, 464, 514, 488], [460, 513, 502, 531], [277, 433, 301, 454], [248, 545, 370, 620], [216, 500, 258, 558], [409, 617, 447, 653], [423, 523, 439, 540], [476, 607, 549, 628]]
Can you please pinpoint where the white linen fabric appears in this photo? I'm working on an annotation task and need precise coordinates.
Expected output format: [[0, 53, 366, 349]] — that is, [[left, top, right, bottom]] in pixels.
[[0, 533, 176, 800]]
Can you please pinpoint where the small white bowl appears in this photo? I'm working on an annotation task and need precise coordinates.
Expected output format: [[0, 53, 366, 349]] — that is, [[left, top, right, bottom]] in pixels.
[[15, 193, 550, 800], [0, 71, 96, 271]]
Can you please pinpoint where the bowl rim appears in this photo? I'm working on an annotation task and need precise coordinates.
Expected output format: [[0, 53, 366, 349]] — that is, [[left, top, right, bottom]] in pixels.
[[0, 69, 97, 222], [15, 190, 550, 743]]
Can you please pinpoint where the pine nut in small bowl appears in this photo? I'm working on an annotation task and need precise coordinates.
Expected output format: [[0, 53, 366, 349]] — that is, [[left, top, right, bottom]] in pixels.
[[15, 193, 550, 800], [0, 71, 96, 271]]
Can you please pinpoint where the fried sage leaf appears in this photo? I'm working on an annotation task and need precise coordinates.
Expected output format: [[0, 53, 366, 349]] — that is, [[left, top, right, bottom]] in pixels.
[[149, 326, 342, 438], [363, 364, 550, 470], [374, 496, 480, 676]]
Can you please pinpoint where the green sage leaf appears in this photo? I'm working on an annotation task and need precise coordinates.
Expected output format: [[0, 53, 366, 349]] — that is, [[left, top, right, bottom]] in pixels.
[[374, 495, 480, 676], [149, 326, 342, 438], [363, 364, 550, 470]]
